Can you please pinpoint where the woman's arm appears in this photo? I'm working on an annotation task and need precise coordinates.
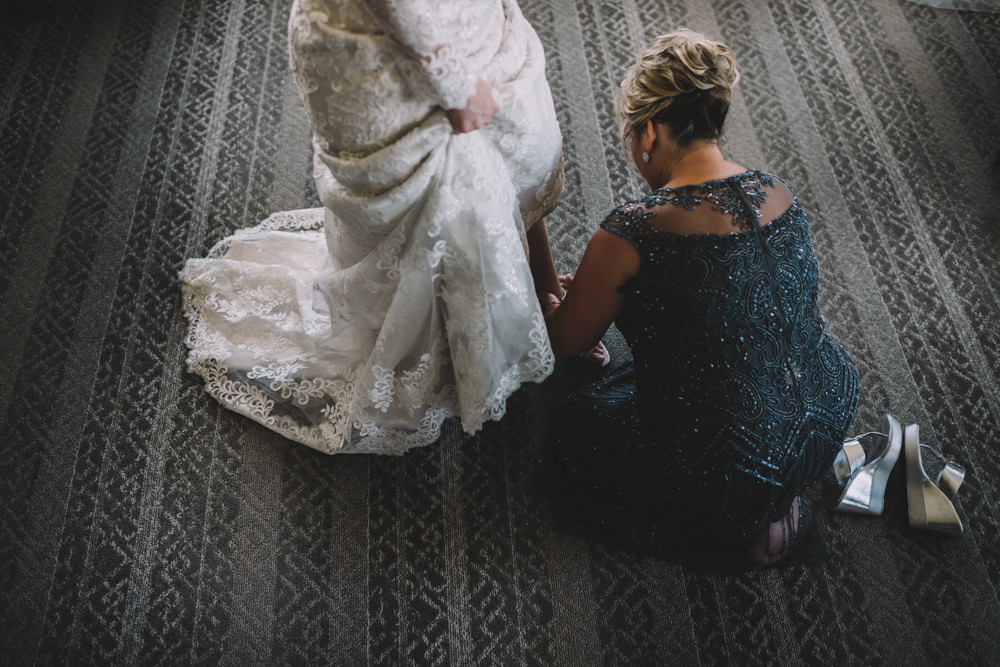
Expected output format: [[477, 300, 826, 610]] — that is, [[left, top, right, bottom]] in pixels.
[[541, 228, 640, 357]]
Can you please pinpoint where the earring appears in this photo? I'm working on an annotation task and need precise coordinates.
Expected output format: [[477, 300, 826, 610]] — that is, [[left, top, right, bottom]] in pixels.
[[641, 151, 651, 163]]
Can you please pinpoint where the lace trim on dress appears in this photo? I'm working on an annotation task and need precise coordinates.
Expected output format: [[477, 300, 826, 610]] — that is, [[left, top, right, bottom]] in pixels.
[[182, 1, 564, 455], [603, 170, 778, 239], [647, 170, 775, 230], [180, 209, 555, 455]]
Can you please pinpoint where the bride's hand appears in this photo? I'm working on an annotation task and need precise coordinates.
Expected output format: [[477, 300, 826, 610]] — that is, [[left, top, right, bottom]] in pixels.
[[446, 78, 498, 134]]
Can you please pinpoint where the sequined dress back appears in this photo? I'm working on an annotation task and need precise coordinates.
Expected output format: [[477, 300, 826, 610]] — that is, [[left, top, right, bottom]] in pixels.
[[543, 170, 859, 567]]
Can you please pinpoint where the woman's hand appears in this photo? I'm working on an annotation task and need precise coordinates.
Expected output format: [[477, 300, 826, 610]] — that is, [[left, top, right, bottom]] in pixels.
[[446, 78, 498, 134], [543, 230, 638, 358]]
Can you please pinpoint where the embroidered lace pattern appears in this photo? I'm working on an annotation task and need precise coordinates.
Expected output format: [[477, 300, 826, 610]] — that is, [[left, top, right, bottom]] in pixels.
[[539, 171, 859, 562], [180, 210, 555, 455], [179, 0, 562, 454], [602, 171, 858, 487]]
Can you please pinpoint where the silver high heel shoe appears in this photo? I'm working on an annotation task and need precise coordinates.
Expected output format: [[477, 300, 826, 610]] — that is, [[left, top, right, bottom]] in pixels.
[[834, 414, 902, 515], [903, 423, 965, 535]]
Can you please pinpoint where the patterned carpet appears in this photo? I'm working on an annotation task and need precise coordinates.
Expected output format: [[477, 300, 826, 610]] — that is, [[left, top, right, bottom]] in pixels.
[[2, 0, 999, 664]]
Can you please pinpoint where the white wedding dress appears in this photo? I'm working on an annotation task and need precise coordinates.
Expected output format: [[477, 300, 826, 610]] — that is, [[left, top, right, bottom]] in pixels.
[[179, 0, 562, 454]]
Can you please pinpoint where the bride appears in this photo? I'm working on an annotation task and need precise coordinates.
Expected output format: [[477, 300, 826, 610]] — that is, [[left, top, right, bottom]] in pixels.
[[179, 0, 579, 455]]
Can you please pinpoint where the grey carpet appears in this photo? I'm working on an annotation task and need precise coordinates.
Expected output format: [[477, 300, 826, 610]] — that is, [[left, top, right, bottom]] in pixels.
[[2, 0, 1000, 664]]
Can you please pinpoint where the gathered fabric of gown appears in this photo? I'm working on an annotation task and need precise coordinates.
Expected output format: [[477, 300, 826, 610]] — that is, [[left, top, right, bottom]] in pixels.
[[179, 0, 562, 455], [540, 170, 859, 569]]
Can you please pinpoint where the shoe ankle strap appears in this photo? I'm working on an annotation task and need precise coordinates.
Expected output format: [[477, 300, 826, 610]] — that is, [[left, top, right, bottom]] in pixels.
[[835, 432, 891, 484], [848, 431, 888, 442], [919, 443, 965, 498]]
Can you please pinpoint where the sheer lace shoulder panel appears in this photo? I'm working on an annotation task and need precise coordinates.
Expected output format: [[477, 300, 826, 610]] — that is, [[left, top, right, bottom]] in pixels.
[[614, 170, 797, 238], [599, 202, 648, 245], [651, 170, 793, 233]]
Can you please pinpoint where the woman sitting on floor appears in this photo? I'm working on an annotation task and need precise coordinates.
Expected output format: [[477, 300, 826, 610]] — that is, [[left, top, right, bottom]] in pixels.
[[536, 29, 859, 569]]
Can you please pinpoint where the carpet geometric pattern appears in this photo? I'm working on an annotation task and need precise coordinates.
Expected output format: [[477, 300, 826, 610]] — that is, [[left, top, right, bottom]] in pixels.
[[2, 0, 999, 663]]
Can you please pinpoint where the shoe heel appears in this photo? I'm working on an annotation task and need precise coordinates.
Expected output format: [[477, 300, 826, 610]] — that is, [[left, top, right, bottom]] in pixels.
[[904, 424, 964, 535], [834, 414, 902, 515]]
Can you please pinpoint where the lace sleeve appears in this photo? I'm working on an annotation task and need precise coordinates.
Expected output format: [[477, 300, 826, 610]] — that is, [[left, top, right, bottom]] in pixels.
[[599, 203, 646, 244], [362, 0, 479, 110]]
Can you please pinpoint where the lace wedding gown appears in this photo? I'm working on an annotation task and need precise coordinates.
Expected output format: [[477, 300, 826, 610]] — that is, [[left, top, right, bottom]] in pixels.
[[179, 0, 561, 454]]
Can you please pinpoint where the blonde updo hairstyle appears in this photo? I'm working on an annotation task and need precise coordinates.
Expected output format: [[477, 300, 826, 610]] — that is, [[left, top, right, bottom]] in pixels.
[[616, 29, 740, 155]]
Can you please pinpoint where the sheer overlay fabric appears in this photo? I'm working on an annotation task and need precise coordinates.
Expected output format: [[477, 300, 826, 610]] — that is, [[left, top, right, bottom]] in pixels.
[[179, 0, 561, 454], [539, 171, 859, 569]]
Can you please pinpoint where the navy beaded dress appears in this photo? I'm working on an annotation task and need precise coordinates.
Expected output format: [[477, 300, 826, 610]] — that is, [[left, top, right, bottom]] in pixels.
[[541, 170, 859, 569]]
